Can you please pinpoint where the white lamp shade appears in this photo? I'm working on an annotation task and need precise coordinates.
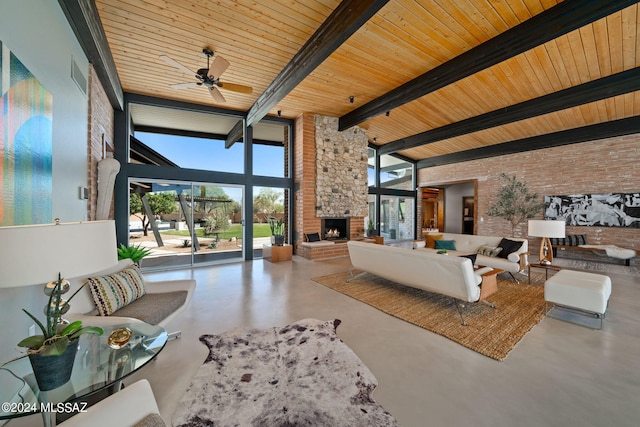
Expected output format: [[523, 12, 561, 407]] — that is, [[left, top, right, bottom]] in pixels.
[[0, 220, 118, 288], [528, 220, 566, 238]]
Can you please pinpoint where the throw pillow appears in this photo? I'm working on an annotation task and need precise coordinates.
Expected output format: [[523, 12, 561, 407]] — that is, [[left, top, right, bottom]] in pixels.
[[496, 238, 523, 259], [305, 232, 321, 242], [87, 264, 146, 316], [425, 234, 442, 249], [477, 245, 503, 257], [459, 253, 477, 265], [435, 239, 456, 250]]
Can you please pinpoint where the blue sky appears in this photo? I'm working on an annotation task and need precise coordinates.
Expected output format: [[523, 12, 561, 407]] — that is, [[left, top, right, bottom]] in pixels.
[[137, 132, 285, 203]]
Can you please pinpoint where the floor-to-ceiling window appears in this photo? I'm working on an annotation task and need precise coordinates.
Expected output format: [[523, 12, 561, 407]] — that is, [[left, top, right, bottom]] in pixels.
[[113, 94, 292, 268], [367, 146, 417, 242]]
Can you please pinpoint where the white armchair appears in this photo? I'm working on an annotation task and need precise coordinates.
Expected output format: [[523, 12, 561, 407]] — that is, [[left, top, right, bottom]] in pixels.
[[58, 379, 165, 427]]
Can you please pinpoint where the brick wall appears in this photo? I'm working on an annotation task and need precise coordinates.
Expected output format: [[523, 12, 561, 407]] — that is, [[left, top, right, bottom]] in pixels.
[[417, 134, 640, 257], [87, 65, 115, 220]]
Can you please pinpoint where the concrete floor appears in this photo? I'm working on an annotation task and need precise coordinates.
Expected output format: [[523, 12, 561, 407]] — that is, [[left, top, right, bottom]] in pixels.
[[10, 255, 640, 426]]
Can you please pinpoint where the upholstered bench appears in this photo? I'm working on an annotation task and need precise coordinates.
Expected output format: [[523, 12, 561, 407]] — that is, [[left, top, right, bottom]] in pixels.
[[544, 270, 611, 329]]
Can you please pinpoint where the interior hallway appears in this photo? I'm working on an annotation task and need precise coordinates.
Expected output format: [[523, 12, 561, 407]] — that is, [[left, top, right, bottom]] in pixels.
[[12, 255, 640, 427]]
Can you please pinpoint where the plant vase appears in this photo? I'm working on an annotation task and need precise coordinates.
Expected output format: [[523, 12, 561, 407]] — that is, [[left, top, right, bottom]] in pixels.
[[28, 339, 79, 391], [271, 235, 285, 246]]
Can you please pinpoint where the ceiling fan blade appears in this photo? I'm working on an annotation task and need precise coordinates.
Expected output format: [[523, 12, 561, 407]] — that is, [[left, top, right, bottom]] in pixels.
[[170, 82, 199, 89], [217, 81, 253, 94], [160, 55, 196, 77], [208, 56, 230, 80], [209, 86, 226, 103]]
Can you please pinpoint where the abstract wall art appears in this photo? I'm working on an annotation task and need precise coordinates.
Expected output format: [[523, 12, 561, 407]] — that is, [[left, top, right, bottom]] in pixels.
[[1, 40, 53, 226], [544, 193, 640, 228]]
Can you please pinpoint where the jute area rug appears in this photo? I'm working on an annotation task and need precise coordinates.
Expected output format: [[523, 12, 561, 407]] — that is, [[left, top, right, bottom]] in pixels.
[[311, 271, 546, 361], [172, 318, 398, 427]]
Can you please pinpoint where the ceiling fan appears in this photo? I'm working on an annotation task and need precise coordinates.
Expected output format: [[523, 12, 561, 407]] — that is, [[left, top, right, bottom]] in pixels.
[[160, 48, 252, 103]]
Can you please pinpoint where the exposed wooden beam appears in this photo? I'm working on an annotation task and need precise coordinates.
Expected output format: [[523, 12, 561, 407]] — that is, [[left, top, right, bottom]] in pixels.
[[339, 0, 637, 131], [225, 120, 245, 149], [58, 0, 123, 110], [243, 0, 390, 132], [379, 68, 640, 155], [417, 116, 640, 169]]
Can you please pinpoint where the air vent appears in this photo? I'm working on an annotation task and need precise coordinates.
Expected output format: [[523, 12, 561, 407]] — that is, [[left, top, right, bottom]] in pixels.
[[71, 57, 87, 95]]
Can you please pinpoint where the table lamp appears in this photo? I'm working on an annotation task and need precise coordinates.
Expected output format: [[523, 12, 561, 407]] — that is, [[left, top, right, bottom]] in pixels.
[[528, 219, 566, 265], [0, 220, 118, 318]]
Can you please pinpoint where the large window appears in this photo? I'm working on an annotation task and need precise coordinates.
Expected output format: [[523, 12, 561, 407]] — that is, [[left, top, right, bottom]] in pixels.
[[380, 154, 413, 190], [134, 132, 244, 174], [116, 95, 293, 265], [368, 150, 416, 242]]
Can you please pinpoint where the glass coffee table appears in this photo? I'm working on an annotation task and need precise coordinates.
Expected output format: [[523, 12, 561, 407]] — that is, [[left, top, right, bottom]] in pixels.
[[0, 321, 167, 426]]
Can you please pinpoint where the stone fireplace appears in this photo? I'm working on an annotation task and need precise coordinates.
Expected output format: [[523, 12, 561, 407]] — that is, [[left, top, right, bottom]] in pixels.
[[294, 114, 367, 259], [321, 218, 350, 241]]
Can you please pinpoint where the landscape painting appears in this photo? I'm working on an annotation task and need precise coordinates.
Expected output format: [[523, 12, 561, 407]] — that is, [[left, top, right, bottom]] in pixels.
[[544, 193, 640, 228], [0, 40, 53, 226]]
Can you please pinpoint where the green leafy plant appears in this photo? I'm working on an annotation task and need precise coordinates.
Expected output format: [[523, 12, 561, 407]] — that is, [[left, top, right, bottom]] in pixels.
[[268, 217, 285, 236], [117, 243, 152, 263], [18, 276, 103, 356], [182, 239, 191, 248], [487, 173, 544, 236]]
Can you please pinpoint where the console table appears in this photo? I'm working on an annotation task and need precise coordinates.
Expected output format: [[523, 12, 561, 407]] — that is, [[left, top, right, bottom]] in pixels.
[[0, 321, 167, 426]]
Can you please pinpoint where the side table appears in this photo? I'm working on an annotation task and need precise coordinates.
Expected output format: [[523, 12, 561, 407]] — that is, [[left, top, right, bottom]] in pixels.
[[528, 263, 562, 285], [263, 244, 292, 262]]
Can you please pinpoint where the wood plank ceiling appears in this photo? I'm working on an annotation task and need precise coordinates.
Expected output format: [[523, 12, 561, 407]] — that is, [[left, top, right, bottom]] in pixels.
[[90, 0, 640, 167]]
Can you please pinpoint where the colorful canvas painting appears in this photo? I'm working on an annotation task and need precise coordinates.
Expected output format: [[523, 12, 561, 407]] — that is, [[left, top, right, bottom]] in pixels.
[[1, 41, 53, 226]]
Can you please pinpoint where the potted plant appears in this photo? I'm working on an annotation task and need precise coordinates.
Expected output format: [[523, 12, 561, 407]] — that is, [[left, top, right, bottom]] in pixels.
[[117, 243, 152, 264], [17, 275, 103, 390], [367, 219, 376, 237], [268, 217, 285, 246]]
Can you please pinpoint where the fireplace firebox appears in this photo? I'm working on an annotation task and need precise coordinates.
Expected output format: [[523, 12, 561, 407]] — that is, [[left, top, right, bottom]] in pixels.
[[321, 218, 349, 241]]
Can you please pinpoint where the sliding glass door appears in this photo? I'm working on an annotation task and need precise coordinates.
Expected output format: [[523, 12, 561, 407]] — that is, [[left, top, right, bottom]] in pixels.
[[128, 179, 243, 269]]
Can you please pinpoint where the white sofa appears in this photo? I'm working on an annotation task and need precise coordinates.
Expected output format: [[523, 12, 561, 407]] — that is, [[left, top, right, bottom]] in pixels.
[[347, 241, 501, 324], [65, 258, 195, 331], [413, 232, 529, 281]]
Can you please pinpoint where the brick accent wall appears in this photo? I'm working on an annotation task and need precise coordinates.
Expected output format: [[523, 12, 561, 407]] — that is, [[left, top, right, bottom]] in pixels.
[[87, 64, 115, 220], [417, 134, 640, 258]]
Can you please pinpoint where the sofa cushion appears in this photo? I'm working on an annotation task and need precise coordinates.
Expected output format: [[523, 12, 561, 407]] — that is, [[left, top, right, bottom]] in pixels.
[[477, 245, 503, 257], [113, 291, 188, 325], [305, 232, 321, 242], [425, 234, 443, 248], [435, 239, 456, 250], [496, 238, 523, 259], [87, 264, 146, 316]]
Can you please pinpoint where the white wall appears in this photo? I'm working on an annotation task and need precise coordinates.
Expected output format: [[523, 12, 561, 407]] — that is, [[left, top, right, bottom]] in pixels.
[[444, 182, 474, 234], [0, 0, 90, 364], [0, 0, 90, 223]]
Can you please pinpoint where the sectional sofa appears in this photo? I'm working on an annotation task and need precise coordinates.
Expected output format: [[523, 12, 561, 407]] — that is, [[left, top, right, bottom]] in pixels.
[[413, 232, 529, 282]]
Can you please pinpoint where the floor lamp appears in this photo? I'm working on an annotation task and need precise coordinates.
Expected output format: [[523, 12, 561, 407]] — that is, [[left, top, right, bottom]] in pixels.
[[528, 220, 566, 265]]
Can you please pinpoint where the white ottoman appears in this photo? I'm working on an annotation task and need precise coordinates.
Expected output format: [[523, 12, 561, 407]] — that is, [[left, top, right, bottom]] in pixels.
[[544, 269, 611, 329]]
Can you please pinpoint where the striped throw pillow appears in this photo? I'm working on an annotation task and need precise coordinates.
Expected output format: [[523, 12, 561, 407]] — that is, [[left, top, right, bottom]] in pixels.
[[87, 264, 146, 316], [476, 245, 503, 257]]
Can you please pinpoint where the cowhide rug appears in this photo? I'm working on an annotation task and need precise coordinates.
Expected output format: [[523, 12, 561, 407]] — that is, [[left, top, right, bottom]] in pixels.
[[172, 319, 398, 427]]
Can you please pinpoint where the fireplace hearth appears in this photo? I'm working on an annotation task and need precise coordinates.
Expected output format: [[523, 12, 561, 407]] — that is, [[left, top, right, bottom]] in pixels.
[[321, 218, 350, 241]]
